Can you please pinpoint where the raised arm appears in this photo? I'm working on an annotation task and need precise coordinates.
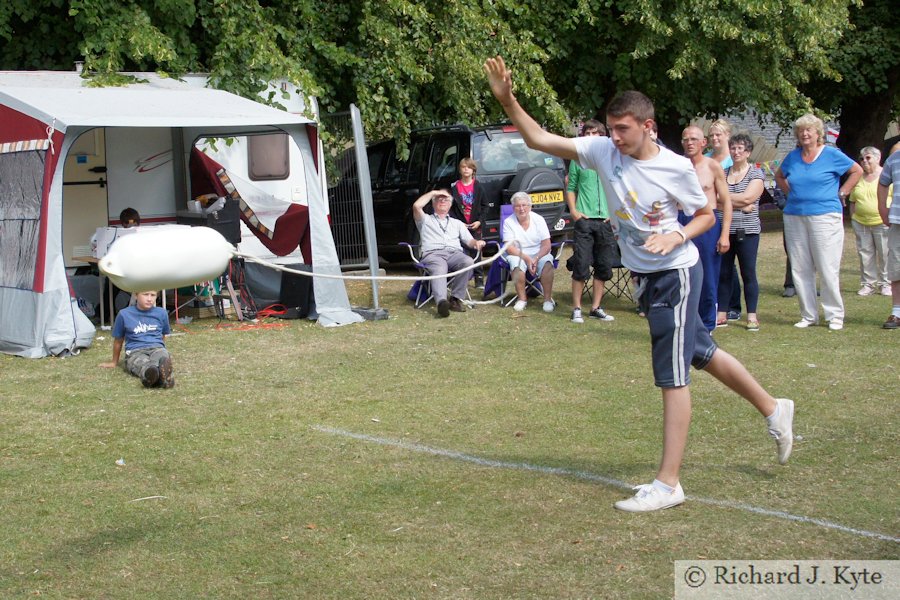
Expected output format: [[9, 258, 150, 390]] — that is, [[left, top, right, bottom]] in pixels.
[[412, 189, 449, 222], [484, 56, 578, 161]]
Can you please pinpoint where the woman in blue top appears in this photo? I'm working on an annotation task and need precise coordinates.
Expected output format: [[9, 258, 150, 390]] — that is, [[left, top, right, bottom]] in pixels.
[[775, 114, 862, 330]]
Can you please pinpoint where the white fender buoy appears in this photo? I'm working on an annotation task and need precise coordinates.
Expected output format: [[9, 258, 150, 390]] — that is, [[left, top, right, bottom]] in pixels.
[[99, 226, 235, 292]]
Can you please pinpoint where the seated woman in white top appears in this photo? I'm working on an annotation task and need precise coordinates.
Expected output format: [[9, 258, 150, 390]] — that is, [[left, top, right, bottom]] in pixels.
[[502, 191, 556, 312]]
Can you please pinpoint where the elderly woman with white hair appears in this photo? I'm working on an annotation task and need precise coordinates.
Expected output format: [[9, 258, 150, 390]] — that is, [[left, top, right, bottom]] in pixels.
[[775, 114, 863, 330], [849, 146, 891, 296], [503, 191, 556, 312]]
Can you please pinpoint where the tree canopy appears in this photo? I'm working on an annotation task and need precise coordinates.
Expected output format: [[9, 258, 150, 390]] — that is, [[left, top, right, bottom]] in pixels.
[[2, 0, 891, 153]]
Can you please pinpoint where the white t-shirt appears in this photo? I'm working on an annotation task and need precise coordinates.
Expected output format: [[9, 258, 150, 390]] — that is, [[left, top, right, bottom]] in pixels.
[[502, 211, 550, 256], [574, 137, 708, 273]]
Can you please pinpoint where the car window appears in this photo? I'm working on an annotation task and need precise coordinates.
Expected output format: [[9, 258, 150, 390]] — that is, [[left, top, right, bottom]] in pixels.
[[366, 145, 387, 184], [473, 132, 564, 174], [404, 140, 427, 184], [428, 138, 459, 180]]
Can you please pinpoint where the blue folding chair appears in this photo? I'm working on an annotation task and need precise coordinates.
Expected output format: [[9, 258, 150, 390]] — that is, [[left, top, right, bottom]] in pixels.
[[402, 242, 479, 309]]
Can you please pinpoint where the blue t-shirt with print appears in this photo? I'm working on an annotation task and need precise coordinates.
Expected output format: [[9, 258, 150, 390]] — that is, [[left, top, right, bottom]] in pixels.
[[112, 305, 171, 351], [780, 145, 855, 216]]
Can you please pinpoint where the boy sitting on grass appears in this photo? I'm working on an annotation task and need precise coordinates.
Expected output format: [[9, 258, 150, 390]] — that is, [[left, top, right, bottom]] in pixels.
[[100, 290, 174, 388]]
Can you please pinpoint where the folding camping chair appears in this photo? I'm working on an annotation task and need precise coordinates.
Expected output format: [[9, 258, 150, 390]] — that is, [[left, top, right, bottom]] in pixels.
[[483, 204, 565, 306], [401, 242, 479, 309], [604, 247, 634, 303], [561, 238, 634, 304]]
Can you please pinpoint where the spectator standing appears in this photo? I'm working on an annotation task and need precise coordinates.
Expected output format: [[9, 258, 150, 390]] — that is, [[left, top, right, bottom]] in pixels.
[[567, 120, 617, 323], [680, 125, 731, 332], [849, 147, 891, 296], [775, 113, 862, 331], [878, 145, 900, 329], [717, 134, 765, 331], [449, 158, 487, 289], [705, 119, 734, 169]]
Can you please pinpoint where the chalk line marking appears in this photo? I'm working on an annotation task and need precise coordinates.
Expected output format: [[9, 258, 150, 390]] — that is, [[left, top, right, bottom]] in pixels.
[[312, 425, 899, 544]]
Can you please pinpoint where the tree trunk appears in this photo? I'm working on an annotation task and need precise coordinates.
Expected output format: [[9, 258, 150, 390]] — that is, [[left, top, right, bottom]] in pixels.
[[836, 70, 899, 161]]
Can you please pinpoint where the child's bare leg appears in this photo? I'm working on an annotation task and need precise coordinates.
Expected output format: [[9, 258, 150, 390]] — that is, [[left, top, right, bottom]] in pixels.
[[657, 386, 692, 487], [702, 348, 776, 417]]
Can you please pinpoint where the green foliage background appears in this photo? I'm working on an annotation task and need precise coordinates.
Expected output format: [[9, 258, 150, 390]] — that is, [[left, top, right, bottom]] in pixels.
[[1, 1, 897, 151]]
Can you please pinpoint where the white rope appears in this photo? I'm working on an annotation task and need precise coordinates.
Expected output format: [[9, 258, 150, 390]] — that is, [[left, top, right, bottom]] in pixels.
[[234, 241, 516, 283]]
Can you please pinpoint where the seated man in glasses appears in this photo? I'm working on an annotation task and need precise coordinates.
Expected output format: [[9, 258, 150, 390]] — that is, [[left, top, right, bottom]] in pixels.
[[412, 189, 486, 318]]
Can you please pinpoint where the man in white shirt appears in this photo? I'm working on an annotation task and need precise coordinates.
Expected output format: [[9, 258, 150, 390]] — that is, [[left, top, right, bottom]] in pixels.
[[483, 55, 794, 512]]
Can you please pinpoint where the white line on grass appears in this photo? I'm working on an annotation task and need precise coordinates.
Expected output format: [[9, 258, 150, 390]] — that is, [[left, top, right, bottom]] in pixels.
[[312, 425, 899, 544]]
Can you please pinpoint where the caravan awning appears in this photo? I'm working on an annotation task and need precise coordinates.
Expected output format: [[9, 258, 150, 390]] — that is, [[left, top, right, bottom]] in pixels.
[[0, 71, 312, 132]]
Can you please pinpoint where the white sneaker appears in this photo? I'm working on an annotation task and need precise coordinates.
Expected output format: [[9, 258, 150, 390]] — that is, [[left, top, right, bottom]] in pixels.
[[542, 299, 556, 313], [615, 482, 685, 512], [793, 319, 816, 328], [767, 398, 794, 465], [571, 308, 584, 323], [828, 321, 843, 331], [881, 285, 893, 296], [857, 284, 875, 296], [513, 299, 527, 312]]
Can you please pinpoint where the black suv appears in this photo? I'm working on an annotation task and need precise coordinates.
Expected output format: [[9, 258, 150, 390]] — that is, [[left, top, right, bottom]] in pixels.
[[365, 124, 571, 259]]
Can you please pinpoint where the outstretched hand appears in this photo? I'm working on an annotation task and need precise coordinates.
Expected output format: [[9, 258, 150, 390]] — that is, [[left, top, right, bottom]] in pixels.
[[483, 56, 514, 106]]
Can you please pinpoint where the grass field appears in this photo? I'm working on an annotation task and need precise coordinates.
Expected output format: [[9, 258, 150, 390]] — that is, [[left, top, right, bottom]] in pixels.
[[1, 218, 897, 598]]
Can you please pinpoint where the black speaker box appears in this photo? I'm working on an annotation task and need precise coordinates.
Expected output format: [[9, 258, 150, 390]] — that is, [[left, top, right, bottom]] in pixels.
[[279, 265, 314, 318]]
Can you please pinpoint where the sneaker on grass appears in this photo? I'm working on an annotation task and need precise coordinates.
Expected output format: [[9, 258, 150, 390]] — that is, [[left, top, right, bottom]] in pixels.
[[542, 299, 556, 313], [571, 307, 584, 324], [614, 482, 685, 512], [513, 299, 527, 312], [588, 307, 614, 321], [767, 398, 794, 465]]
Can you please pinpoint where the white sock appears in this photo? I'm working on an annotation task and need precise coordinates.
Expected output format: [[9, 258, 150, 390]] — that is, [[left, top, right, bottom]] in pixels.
[[892, 305, 900, 318], [766, 402, 780, 423], [652, 479, 675, 494]]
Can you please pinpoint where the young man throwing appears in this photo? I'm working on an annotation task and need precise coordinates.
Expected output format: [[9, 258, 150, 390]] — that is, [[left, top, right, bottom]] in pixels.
[[484, 56, 794, 512]]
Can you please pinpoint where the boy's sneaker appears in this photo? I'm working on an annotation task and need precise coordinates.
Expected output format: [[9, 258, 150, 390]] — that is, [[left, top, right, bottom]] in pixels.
[[857, 284, 875, 296], [158, 356, 175, 389], [767, 398, 794, 465], [726, 310, 741, 321], [542, 299, 556, 313], [140, 365, 160, 388], [614, 482, 685, 512], [571, 307, 584, 324], [793, 319, 816, 328], [881, 285, 892, 296], [828, 321, 843, 331], [513, 299, 527, 312], [588, 307, 615, 321], [883, 315, 900, 329], [437, 299, 450, 318]]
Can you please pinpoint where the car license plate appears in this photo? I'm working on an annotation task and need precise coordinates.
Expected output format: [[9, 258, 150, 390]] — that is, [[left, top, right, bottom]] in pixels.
[[529, 190, 563, 204]]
